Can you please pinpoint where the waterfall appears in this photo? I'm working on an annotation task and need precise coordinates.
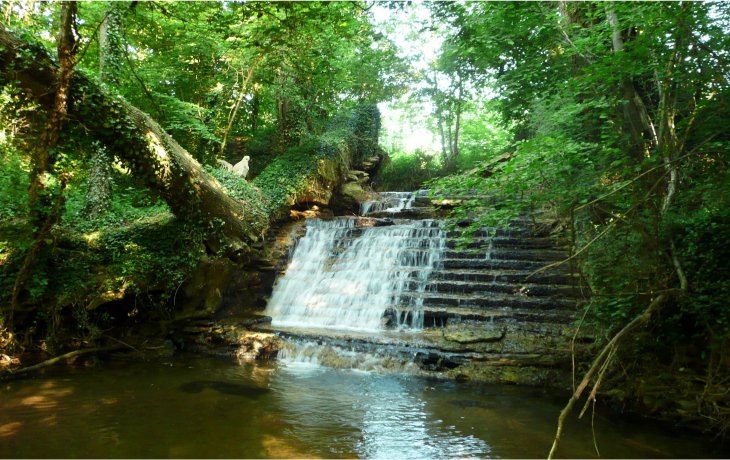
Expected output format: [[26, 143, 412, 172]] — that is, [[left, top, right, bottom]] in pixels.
[[264, 216, 446, 332], [360, 192, 416, 216]]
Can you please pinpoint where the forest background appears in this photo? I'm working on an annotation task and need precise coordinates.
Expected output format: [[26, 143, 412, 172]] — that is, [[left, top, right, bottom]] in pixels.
[[1, 0, 730, 436]]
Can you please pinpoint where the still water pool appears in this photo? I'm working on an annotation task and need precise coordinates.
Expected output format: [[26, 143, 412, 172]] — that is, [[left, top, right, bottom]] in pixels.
[[0, 354, 723, 458]]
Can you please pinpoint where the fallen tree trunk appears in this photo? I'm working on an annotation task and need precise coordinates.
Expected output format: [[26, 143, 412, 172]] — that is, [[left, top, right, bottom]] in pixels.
[[0, 346, 126, 379], [0, 25, 268, 247]]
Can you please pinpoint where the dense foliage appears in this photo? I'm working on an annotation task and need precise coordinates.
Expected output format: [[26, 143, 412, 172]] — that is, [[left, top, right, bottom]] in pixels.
[[424, 2, 730, 364], [0, 1, 400, 352], [2, 3, 729, 428]]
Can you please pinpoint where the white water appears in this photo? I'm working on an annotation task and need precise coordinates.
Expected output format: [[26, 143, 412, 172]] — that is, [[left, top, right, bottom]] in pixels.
[[264, 216, 446, 331], [360, 191, 416, 215], [278, 340, 420, 374]]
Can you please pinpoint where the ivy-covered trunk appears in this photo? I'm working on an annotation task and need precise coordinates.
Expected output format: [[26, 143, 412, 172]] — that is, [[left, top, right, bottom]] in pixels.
[[8, 2, 78, 327], [0, 25, 269, 248], [81, 3, 122, 220]]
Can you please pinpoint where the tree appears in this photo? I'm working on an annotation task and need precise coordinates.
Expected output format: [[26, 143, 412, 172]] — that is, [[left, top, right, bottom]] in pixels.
[[81, 2, 124, 219], [425, 2, 730, 453], [0, 23, 268, 247], [6, 1, 79, 329]]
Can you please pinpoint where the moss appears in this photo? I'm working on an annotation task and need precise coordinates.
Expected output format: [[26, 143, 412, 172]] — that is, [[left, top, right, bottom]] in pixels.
[[252, 104, 382, 214], [205, 166, 268, 221], [0, 210, 207, 351]]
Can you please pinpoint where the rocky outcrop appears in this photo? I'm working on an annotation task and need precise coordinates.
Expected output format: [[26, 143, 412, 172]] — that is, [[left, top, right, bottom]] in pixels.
[[443, 328, 505, 344], [178, 255, 238, 319], [331, 156, 383, 213], [176, 316, 283, 359]]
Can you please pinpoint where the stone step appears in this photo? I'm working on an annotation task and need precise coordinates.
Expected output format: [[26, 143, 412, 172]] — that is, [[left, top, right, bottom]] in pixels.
[[328, 235, 567, 251], [414, 307, 578, 327], [363, 207, 438, 219], [263, 305, 576, 332], [425, 280, 577, 298], [315, 256, 569, 272], [445, 227, 548, 238], [441, 248, 567, 262], [431, 269, 579, 285], [255, 309, 584, 370], [400, 292, 579, 311], [445, 237, 568, 250], [394, 278, 576, 295], [328, 227, 446, 239], [350, 217, 555, 238], [319, 249, 567, 272], [258, 309, 577, 349], [441, 258, 569, 271], [329, 247, 567, 263], [450, 219, 558, 235]]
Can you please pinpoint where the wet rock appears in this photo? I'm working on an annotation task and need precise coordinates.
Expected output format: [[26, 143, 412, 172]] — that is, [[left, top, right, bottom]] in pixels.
[[183, 319, 283, 359], [455, 373, 471, 383], [235, 332, 285, 360], [414, 352, 464, 370], [413, 196, 432, 207], [178, 254, 237, 319], [443, 329, 505, 344], [354, 217, 394, 227], [445, 361, 564, 387], [365, 207, 438, 219], [342, 182, 375, 202], [290, 206, 334, 220], [347, 170, 369, 184]]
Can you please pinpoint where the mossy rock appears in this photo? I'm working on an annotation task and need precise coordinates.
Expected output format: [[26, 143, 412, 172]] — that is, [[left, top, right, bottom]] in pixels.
[[444, 329, 505, 344]]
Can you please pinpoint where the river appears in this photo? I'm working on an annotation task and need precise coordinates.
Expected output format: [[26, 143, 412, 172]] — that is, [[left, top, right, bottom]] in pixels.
[[0, 353, 722, 459]]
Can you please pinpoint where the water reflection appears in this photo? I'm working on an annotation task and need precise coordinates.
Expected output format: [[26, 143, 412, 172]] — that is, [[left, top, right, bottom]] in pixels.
[[0, 355, 724, 459], [178, 380, 271, 398], [351, 377, 491, 459], [275, 362, 490, 458]]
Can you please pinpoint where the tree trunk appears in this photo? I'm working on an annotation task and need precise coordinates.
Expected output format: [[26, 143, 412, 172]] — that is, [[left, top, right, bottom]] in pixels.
[[219, 55, 262, 156], [99, 4, 122, 86], [82, 3, 121, 220], [8, 2, 77, 327], [438, 118, 447, 163], [446, 122, 454, 166], [0, 25, 269, 248], [604, 3, 658, 159], [452, 79, 462, 165], [251, 91, 259, 134], [433, 73, 448, 163]]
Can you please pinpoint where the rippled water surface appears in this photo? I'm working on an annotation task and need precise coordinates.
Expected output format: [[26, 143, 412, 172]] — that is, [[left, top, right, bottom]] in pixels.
[[0, 354, 723, 458]]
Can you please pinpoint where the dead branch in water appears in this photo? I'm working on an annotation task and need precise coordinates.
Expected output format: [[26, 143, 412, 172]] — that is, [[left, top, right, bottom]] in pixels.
[[0, 346, 126, 379], [547, 293, 668, 459]]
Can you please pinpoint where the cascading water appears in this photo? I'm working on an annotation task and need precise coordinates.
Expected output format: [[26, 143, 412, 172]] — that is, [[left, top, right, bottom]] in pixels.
[[264, 216, 446, 332], [360, 191, 416, 215]]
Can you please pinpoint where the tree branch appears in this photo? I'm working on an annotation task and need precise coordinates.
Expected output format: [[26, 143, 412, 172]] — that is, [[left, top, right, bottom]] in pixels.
[[529, 170, 669, 280], [548, 293, 668, 459], [0, 346, 125, 378], [120, 36, 165, 120], [75, 9, 113, 65]]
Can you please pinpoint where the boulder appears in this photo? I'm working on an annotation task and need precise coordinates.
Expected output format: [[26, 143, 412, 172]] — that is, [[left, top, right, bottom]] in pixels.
[[218, 156, 250, 178], [179, 254, 237, 318], [341, 182, 376, 206], [235, 331, 285, 360]]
